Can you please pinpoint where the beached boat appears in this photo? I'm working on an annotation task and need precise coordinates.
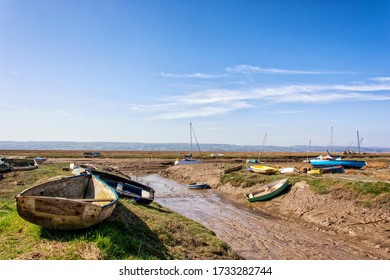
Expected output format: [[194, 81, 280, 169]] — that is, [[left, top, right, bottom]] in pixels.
[[84, 151, 102, 158], [279, 167, 300, 174], [245, 178, 289, 202], [320, 165, 345, 173], [0, 157, 12, 173], [223, 165, 243, 174], [33, 156, 47, 164], [175, 123, 203, 165], [90, 170, 155, 204], [307, 168, 322, 175], [187, 182, 208, 189], [175, 158, 203, 165], [15, 174, 118, 230], [310, 159, 366, 169], [248, 165, 279, 174], [4, 157, 38, 171]]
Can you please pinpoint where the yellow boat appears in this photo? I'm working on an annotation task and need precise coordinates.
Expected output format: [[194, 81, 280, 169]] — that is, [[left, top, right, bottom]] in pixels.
[[248, 165, 279, 175], [307, 168, 322, 175]]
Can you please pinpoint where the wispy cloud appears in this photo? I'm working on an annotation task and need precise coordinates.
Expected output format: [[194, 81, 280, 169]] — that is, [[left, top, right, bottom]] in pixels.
[[159, 72, 224, 79], [128, 76, 390, 120], [225, 64, 340, 75]]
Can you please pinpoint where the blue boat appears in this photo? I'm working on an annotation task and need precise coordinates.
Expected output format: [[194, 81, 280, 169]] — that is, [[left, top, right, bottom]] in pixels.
[[310, 159, 366, 169], [187, 182, 208, 189], [175, 158, 203, 165]]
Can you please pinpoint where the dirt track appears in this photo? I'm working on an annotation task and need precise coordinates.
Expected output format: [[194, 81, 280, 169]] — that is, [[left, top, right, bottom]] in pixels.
[[49, 157, 390, 259]]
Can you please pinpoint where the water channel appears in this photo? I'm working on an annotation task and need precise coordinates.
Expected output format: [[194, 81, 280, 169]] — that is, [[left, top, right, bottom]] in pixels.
[[136, 174, 379, 260]]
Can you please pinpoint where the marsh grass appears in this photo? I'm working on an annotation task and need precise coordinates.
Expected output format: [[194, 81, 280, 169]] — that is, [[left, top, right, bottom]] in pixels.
[[220, 168, 390, 198], [0, 164, 240, 260]]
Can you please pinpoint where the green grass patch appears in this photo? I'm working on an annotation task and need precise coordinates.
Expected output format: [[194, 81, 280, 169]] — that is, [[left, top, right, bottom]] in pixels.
[[221, 168, 390, 199]]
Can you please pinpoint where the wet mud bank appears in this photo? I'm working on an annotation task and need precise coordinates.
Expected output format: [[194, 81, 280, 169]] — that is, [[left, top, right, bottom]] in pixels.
[[135, 173, 388, 260], [49, 158, 389, 259], [154, 163, 389, 259]]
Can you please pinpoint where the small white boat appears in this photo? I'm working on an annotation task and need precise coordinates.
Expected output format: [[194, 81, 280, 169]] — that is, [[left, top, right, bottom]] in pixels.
[[279, 167, 300, 174]]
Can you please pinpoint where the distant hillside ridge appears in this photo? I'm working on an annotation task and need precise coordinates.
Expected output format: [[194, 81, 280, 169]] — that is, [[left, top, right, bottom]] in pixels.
[[1, 141, 389, 153]]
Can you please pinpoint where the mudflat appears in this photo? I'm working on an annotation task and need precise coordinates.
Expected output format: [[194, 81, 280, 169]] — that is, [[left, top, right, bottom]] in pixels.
[[39, 151, 390, 260]]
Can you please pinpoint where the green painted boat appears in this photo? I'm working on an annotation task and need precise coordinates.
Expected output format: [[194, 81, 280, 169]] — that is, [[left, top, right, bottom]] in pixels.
[[245, 178, 289, 202]]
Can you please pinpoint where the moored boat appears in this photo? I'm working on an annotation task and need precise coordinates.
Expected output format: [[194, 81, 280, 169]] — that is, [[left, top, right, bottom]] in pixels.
[[33, 156, 47, 164], [223, 165, 243, 174], [245, 178, 289, 202], [4, 157, 38, 171], [307, 168, 322, 175], [279, 167, 300, 174], [90, 170, 155, 204], [187, 182, 208, 189], [248, 165, 279, 174], [174, 123, 203, 165], [15, 174, 118, 230], [320, 165, 345, 173], [310, 159, 366, 169]]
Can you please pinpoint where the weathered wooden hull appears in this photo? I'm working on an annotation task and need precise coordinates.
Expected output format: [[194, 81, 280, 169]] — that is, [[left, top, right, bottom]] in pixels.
[[223, 165, 242, 174], [16, 174, 118, 230], [245, 178, 289, 202], [4, 158, 38, 171], [91, 170, 155, 204]]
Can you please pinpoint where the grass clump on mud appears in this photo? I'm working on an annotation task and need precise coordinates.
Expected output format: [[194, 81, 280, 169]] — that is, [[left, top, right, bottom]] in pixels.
[[220, 168, 390, 205], [0, 164, 241, 260]]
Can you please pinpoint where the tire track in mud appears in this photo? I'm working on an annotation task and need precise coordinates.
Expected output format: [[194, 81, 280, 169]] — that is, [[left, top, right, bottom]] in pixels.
[[138, 174, 386, 260]]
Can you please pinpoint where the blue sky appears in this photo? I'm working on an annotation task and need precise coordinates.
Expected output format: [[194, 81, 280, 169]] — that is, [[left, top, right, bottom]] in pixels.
[[1, 0, 389, 148]]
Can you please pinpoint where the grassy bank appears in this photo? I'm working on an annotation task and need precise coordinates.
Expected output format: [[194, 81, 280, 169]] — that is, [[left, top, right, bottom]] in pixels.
[[221, 169, 390, 204], [0, 163, 241, 260]]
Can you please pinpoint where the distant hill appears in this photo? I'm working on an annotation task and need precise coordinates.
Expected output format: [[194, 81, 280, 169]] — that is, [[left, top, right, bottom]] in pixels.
[[1, 141, 389, 153]]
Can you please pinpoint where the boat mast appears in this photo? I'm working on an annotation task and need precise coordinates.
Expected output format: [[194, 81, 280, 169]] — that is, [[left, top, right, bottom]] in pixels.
[[307, 139, 311, 161], [190, 122, 203, 159], [189, 122, 194, 158], [330, 126, 334, 154], [357, 130, 360, 154]]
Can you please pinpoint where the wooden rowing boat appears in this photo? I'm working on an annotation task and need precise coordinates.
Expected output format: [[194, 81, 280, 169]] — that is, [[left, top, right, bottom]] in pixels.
[[90, 170, 155, 204], [245, 178, 289, 202], [223, 165, 242, 174], [15, 174, 118, 230], [4, 157, 38, 171], [248, 165, 279, 175]]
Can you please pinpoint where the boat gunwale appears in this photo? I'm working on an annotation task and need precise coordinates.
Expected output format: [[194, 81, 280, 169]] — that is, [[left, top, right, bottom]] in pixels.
[[16, 174, 118, 208]]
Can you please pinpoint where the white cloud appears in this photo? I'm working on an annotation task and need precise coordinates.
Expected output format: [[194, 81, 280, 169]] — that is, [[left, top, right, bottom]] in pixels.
[[225, 64, 328, 75], [369, 77, 390, 82], [159, 72, 224, 79], [127, 76, 390, 120]]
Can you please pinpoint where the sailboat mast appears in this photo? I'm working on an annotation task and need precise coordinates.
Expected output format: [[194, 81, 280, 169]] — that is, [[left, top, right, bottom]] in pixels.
[[307, 139, 311, 161], [330, 126, 333, 154], [357, 130, 360, 154], [190, 122, 193, 156]]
